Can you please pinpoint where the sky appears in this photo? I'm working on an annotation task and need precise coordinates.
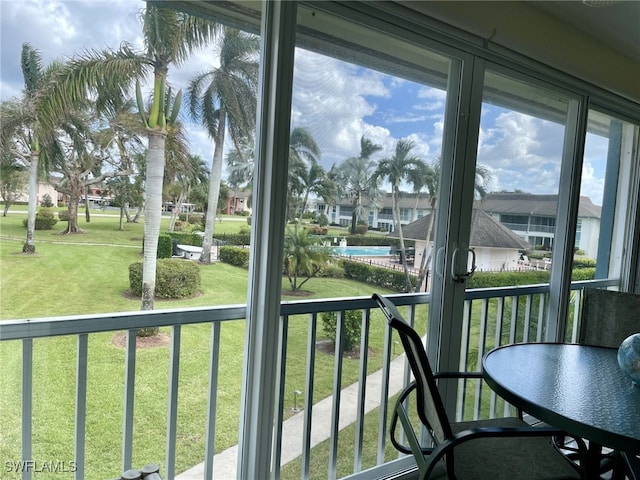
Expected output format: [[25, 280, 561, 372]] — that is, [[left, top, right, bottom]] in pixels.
[[0, 0, 609, 206]]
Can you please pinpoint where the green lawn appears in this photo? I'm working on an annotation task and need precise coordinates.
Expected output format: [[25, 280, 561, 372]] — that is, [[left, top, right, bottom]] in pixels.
[[0, 211, 408, 479]]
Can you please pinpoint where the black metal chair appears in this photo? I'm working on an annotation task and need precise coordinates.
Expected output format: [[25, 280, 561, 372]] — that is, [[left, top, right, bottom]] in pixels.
[[372, 293, 586, 480], [561, 288, 640, 479], [579, 288, 640, 348]]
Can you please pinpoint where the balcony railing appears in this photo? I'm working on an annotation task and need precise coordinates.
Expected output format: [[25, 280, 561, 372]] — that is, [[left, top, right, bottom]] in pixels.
[[0, 279, 617, 480]]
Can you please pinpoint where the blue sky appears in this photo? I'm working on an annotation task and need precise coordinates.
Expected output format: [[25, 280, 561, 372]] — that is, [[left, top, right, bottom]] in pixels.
[[1, 0, 608, 206]]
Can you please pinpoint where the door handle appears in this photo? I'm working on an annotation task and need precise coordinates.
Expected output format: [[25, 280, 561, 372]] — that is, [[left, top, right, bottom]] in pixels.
[[451, 248, 476, 283]]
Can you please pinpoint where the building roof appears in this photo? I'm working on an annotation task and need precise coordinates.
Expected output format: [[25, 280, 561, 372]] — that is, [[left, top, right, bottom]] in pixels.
[[329, 192, 434, 210], [475, 192, 601, 219], [388, 209, 529, 250]]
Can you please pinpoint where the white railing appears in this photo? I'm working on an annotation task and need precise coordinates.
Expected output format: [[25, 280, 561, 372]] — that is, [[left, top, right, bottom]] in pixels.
[[0, 280, 617, 480]]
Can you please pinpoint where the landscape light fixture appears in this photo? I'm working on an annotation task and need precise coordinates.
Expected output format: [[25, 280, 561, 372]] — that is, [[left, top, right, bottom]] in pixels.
[[293, 389, 302, 412]]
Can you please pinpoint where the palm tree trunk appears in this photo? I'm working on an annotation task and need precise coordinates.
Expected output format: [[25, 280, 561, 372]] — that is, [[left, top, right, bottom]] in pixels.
[[140, 129, 167, 316], [23, 152, 38, 253], [393, 186, 414, 291], [200, 111, 226, 264], [416, 202, 437, 290]]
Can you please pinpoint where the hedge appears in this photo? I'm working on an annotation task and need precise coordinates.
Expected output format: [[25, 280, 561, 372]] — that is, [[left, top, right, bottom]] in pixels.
[[219, 245, 250, 268], [157, 234, 173, 259], [466, 267, 595, 289], [165, 231, 203, 247], [342, 260, 416, 292], [214, 233, 251, 246], [129, 259, 200, 299]]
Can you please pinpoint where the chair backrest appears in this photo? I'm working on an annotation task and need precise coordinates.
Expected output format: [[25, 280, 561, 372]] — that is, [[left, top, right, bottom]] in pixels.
[[580, 288, 640, 348], [372, 293, 453, 444]]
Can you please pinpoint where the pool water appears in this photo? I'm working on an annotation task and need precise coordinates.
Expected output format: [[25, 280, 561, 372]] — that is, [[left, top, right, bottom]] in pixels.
[[332, 246, 392, 257]]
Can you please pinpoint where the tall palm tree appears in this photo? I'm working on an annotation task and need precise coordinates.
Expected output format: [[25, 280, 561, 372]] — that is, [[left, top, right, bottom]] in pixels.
[[0, 44, 64, 253], [413, 159, 493, 290], [286, 127, 321, 222], [187, 27, 259, 264], [225, 127, 321, 221], [335, 136, 382, 234], [166, 153, 208, 231], [38, 6, 217, 312], [375, 138, 428, 290]]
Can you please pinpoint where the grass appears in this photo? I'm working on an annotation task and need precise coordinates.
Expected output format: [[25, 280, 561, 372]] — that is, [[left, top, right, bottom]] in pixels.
[[0, 210, 408, 479]]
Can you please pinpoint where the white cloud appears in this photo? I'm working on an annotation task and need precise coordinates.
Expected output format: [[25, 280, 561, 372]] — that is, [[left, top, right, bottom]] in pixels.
[[0, 0, 608, 205]]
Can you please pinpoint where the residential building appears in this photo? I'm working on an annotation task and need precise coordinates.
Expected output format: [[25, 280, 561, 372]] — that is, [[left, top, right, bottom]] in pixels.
[[477, 193, 602, 258], [225, 190, 251, 215], [316, 192, 434, 231]]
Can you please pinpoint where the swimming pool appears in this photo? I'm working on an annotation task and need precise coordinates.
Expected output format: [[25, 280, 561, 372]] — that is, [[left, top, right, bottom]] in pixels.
[[332, 246, 393, 257]]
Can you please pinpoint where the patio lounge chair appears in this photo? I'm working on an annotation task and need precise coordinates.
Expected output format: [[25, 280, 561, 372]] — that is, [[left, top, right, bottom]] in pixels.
[[372, 293, 586, 480]]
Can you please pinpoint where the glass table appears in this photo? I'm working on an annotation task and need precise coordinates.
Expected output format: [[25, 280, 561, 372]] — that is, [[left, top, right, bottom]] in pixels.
[[482, 343, 640, 478]]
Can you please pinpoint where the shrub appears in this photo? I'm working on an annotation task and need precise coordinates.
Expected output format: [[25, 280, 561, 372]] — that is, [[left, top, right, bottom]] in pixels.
[[157, 234, 173, 259], [317, 213, 328, 227], [58, 210, 70, 221], [466, 267, 595, 289], [219, 245, 250, 268], [129, 259, 200, 299], [318, 263, 345, 278], [321, 310, 363, 351], [23, 208, 58, 230], [179, 212, 204, 225], [573, 257, 596, 269], [354, 223, 368, 235], [305, 225, 328, 235], [165, 231, 203, 247], [40, 193, 54, 207], [342, 260, 415, 292], [215, 232, 251, 246]]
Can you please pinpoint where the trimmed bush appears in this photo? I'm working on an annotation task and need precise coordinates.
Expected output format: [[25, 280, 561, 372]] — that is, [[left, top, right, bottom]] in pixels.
[[219, 245, 250, 268], [157, 234, 173, 259], [319, 263, 345, 278], [215, 232, 251, 246], [321, 310, 362, 351], [342, 260, 416, 292], [165, 231, 203, 247], [58, 210, 71, 221], [129, 259, 200, 299], [466, 267, 595, 289], [23, 208, 58, 230]]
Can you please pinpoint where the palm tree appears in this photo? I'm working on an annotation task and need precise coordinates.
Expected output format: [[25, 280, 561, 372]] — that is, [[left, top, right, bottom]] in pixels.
[[375, 138, 428, 290], [413, 159, 492, 290], [286, 127, 321, 222], [187, 27, 259, 264], [226, 127, 321, 222], [37, 6, 217, 312], [166, 154, 208, 231], [283, 225, 332, 292], [335, 136, 382, 234], [0, 44, 64, 253]]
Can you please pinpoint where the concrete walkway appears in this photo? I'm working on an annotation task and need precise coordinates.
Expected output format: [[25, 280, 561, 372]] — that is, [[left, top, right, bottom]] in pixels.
[[176, 355, 407, 479]]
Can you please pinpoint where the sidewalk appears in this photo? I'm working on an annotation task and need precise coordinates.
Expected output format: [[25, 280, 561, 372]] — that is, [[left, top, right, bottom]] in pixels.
[[176, 355, 407, 479]]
